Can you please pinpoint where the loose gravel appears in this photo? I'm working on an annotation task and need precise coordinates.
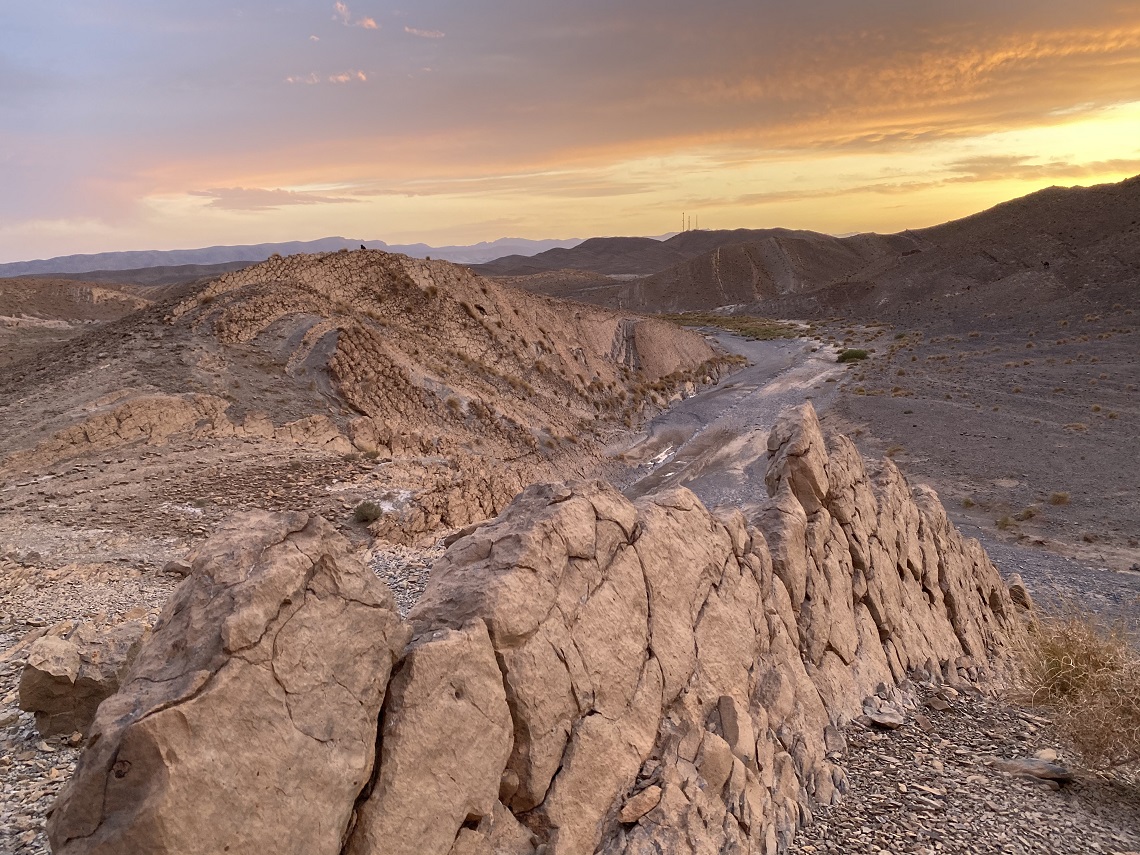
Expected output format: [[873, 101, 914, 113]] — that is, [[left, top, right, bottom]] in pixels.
[[791, 684, 1140, 855]]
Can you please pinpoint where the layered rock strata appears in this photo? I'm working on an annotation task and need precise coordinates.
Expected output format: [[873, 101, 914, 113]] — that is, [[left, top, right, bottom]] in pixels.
[[48, 404, 1021, 855]]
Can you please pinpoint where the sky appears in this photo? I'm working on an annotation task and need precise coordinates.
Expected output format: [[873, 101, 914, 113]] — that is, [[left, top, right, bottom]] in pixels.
[[3, 1, 1140, 262]]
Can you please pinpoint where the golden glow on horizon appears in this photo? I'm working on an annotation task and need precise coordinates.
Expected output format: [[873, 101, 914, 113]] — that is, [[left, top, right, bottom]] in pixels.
[[121, 100, 1140, 248], [3, 5, 1140, 259]]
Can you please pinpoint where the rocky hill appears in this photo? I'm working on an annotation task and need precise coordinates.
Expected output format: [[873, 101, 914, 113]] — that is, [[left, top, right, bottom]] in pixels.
[[0, 250, 731, 547], [487, 176, 1140, 326], [43, 404, 1027, 855]]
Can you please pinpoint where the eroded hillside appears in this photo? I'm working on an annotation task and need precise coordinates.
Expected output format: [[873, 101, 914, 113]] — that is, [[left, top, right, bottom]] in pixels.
[[0, 250, 735, 554]]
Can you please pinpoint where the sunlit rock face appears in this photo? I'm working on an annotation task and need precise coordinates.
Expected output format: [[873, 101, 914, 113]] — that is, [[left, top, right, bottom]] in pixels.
[[48, 403, 1021, 855]]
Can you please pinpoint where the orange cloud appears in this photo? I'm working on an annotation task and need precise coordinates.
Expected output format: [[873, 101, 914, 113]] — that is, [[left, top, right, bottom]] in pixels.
[[334, 2, 379, 30], [188, 187, 361, 211]]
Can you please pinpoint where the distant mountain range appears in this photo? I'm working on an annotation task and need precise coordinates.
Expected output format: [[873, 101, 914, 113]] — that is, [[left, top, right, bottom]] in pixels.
[[0, 236, 586, 278], [476, 176, 1140, 327]]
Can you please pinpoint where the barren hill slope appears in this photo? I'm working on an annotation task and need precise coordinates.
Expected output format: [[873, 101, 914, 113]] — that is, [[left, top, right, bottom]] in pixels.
[[472, 228, 792, 278], [0, 278, 153, 369], [0, 250, 731, 546], [498, 176, 1140, 324], [660, 177, 1140, 322]]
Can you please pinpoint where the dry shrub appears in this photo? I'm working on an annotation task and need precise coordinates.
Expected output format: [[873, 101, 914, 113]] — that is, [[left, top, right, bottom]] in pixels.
[[1015, 606, 1140, 769]]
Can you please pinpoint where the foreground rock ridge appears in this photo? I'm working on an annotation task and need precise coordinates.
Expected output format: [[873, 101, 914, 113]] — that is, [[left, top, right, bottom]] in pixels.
[[47, 403, 1021, 855]]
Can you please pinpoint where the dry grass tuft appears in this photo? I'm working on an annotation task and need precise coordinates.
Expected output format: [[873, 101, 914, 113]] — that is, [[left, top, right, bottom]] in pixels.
[[1014, 606, 1140, 769]]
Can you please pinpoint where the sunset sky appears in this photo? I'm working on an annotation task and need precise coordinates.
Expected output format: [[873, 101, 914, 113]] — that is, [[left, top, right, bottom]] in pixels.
[[3, 1, 1140, 262]]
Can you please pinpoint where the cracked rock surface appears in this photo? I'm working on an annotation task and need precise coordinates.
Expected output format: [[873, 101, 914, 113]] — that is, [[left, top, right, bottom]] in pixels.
[[47, 511, 410, 855], [44, 404, 1029, 854]]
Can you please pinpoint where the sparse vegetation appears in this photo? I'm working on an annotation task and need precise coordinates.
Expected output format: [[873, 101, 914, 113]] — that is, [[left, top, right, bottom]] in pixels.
[[1015, 606, 1140, 769], [659, 312, 802, 341], [353, 501, 384, 523], [837, 348, 869, 363], [1049, 492, 1070, 506], [995, 515, 1015, 530]]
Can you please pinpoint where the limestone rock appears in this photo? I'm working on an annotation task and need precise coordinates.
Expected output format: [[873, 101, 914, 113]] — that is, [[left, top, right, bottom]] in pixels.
[[1006, 573, 1035, 611], [163, 558, 192, 576], [619, 785, 663, 823], [47, 511, 410, 855], [50, 403, 1024, 855], [765, 403, 830, 514], [18, 619, 146, 737], [991, 757, 1075, 783], [346, 620, 514, 855]]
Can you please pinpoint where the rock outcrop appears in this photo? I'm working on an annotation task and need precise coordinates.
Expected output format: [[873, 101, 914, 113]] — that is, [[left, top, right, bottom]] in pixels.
[[3, 394, 357, 471], [47, 512, 409, 855], [48, 404, 1021, 855], [17, 619, 147, 736]]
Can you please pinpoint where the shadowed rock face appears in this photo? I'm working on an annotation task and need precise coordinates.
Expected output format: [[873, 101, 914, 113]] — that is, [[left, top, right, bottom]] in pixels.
[[47, 404, 1021, 855]]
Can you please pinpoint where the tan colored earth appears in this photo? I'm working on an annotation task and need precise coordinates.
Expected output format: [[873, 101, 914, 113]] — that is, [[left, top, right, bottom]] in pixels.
[[1, 179, 1138, 853]]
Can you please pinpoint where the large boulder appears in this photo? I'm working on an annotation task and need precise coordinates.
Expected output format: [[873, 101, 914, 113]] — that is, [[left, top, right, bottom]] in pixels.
[[47, 511, 410, 855], [18, 619, 147, 736]]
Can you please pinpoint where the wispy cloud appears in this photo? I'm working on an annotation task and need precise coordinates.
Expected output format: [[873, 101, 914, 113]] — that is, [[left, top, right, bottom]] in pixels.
[[404, 26, 445, 39], [334, 2, 379, 30], [188, 187, 361, 211], [285, 70, 368, 85], [945, 154, 1140, 183], [329, 70, 368, 84]]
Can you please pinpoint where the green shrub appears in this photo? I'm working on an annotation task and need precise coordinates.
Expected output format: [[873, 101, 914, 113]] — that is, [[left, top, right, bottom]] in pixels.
[[837, 348, 869, 363], [353, 501, 384, 524]]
